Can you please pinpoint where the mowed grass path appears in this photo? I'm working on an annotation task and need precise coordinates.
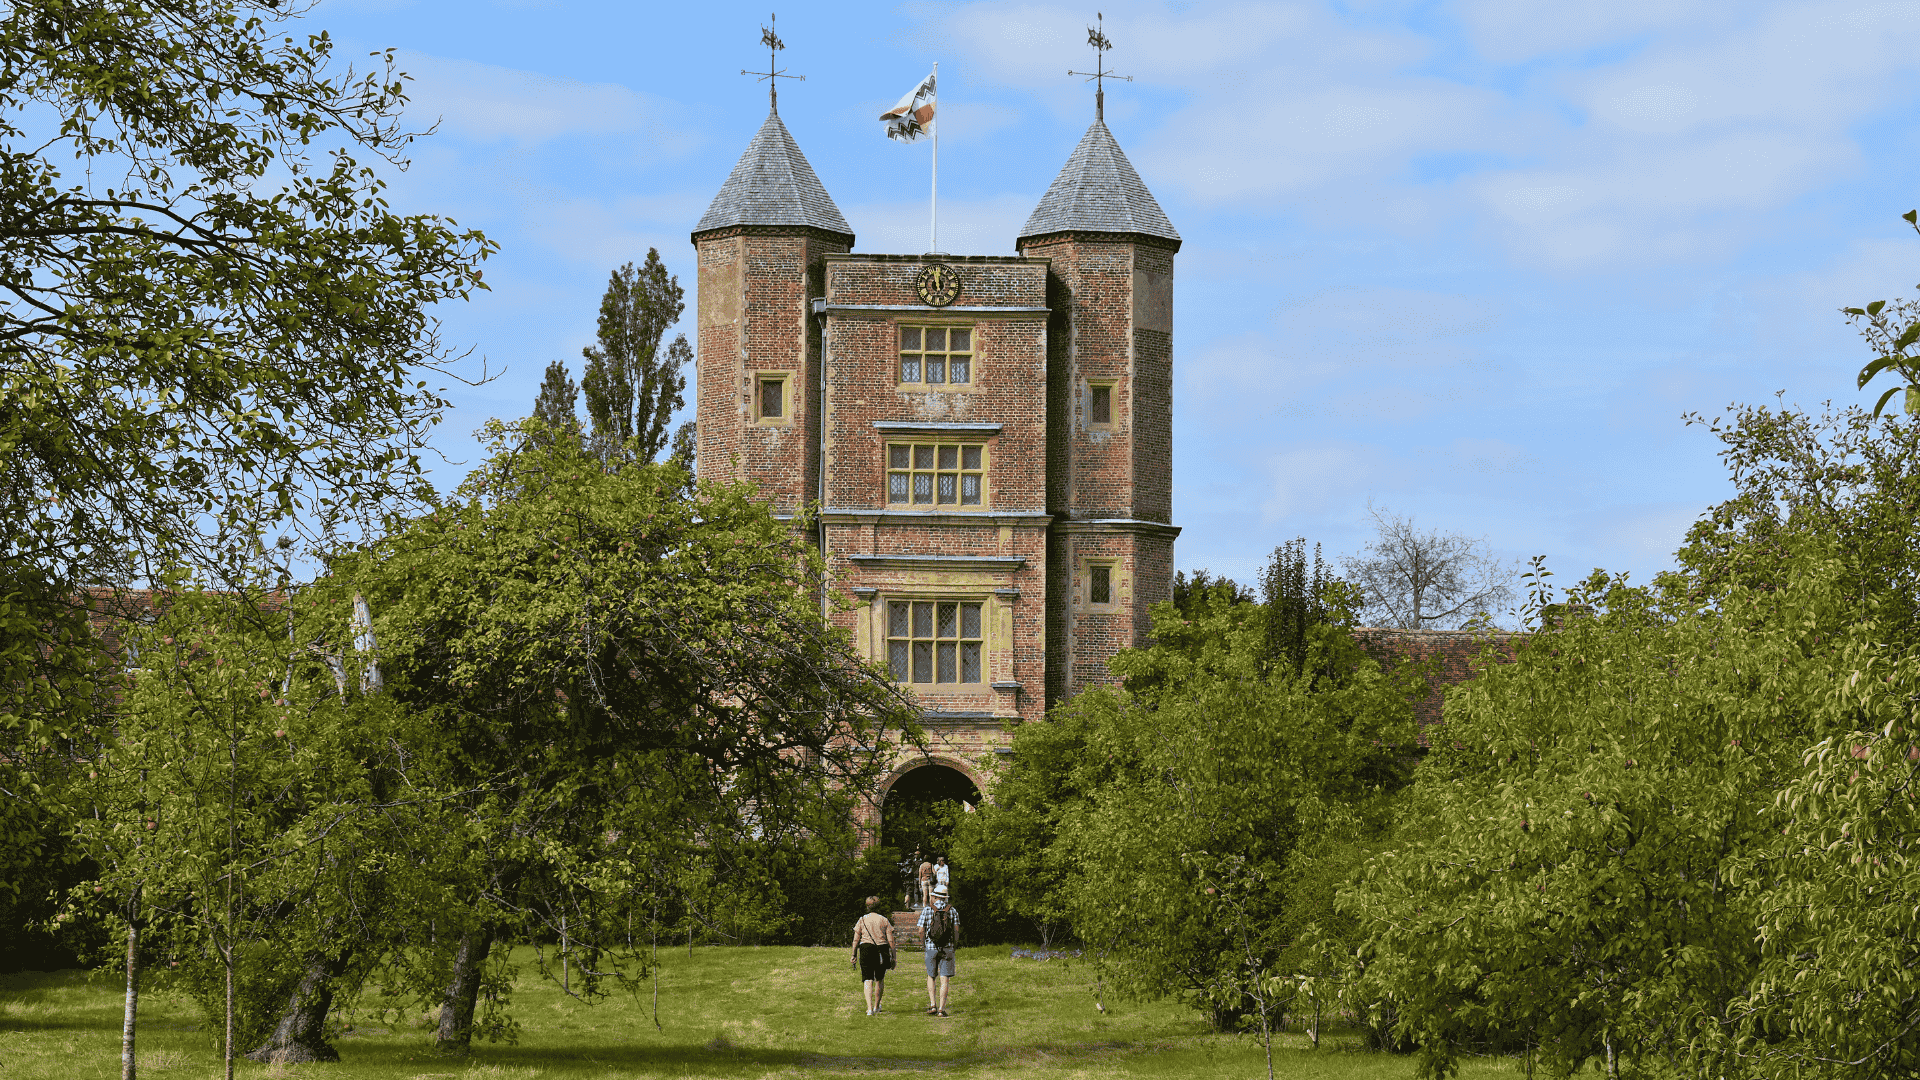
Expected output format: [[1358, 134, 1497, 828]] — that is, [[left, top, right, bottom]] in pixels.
[[0, 946, 1522, 1079]]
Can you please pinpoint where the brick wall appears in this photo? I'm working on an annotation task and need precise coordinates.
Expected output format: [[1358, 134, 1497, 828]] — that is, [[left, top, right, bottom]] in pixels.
[[693, 227, 849, 514], [1357, 628, 1529, 738], [1018, 233, 1179, 703], [818, 254, 1055, 726]]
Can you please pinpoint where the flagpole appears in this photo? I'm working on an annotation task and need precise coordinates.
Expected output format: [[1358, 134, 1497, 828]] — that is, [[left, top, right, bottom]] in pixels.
[[931, 61, 939, 252]]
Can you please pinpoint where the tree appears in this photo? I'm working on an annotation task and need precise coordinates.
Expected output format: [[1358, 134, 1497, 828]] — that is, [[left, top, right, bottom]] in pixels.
[[667, 420, 697, 480], [1053, 599, 1422, 1033], [955, 554, 1424, 1032], [530, 360, 581, 445], [344, 422, 919, 1052], [1171, 569, 1254, 617], [580, 251, 690, 465], [1732, 640, 1920, 1079], [1344, 548, 1911, 1079], [0, 0, 491, 904], [68, 582, 419, 1072], [1340, 503, 1515, 629], [1674, 396, 1920, 635], [1263, 538, 1358, 677], [1844, 210, 1920, 417], [0, 0, 491, 586]]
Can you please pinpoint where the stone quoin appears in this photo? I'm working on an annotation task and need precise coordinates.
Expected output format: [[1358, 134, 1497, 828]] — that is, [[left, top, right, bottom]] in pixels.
[[690, 107, 1181, 842]]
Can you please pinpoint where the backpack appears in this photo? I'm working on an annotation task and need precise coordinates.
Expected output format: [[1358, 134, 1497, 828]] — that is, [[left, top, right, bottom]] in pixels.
[[928, 905, 956, 948]]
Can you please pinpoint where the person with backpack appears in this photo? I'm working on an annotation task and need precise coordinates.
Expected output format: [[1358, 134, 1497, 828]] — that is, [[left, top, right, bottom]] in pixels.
[[850, 895, 895, 1015], [917, 885, 959, 1016]]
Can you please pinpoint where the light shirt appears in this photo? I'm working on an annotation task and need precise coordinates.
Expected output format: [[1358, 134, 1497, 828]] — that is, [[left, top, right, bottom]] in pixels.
[[934, 863, 951, 888], [851, 912, 893, 961]]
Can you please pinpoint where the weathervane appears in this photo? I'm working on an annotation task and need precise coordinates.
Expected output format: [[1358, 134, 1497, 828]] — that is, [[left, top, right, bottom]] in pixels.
[[742, 13, 805, 115], [1066, 12, 1132, 121]]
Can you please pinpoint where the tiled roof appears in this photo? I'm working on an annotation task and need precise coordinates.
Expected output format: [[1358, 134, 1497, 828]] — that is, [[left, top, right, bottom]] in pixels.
[[692, 110, 854, 241], [1356, 628, 1529, 740], [1016, 119, 1179, 247]]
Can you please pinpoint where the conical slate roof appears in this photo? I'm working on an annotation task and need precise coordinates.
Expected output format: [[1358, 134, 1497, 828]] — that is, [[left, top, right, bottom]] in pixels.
[[1016, 119, 1179, 248], [692, 111, 854, 241]]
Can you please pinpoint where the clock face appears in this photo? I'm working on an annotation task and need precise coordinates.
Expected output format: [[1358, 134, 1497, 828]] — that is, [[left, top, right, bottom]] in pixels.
[[915, 263, 961, 307]]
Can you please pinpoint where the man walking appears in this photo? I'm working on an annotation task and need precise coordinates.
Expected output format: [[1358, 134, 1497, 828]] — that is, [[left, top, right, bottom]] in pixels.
[[917, 885, 959, 1017]]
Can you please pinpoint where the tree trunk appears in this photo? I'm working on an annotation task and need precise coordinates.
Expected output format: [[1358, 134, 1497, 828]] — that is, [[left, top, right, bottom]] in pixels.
[[245, 949, 350, 1063], [122, 918, 139, 1080], [435, 930, 494, 1054]]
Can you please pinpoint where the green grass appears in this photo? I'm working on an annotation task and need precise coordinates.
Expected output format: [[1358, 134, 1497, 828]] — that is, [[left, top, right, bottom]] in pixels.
[[0, 946, 1523, 1078]]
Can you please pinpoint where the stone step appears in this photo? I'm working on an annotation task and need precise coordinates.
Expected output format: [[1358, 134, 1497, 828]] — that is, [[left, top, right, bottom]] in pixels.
[[890, 911, 924, 948]]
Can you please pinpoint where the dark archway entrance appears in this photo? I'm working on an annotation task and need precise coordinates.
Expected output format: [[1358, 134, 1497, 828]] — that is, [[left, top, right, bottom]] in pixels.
[[880, 763, 980, 864]]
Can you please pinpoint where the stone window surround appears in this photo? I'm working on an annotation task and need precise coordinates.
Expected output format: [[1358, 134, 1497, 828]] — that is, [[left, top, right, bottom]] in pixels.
[[847, 584, 1016, 698], [1086, 378, 1117, 429], [1076, 557, 1125, 611], [897, 322, 976, 390], [884, 596, 987, 687], [752, 369, 795, 426], [886, 439, 988, 509]]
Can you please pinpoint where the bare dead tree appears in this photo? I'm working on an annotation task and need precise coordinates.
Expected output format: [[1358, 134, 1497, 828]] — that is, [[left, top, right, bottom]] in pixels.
[[1340, 503, 1516, 629]]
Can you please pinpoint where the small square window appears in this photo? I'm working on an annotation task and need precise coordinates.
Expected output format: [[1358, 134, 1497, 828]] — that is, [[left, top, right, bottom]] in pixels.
[[1089, 383, 1113, 427], [758, 377, 785, 421], [1090, 565, 1112, 605]]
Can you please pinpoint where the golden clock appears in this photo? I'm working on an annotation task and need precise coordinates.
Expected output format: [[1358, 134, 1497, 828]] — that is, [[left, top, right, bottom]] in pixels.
[[914, 262, 961, 307]]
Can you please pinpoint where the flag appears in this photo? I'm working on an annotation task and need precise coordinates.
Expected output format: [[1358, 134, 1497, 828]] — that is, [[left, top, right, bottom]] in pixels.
[[880, 71, 936, 142]]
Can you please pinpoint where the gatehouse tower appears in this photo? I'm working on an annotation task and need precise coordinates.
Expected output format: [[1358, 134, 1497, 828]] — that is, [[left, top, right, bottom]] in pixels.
[[690, 105, 1180, 841]]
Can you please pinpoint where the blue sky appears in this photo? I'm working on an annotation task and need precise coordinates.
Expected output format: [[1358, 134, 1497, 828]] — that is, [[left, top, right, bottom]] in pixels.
[[316, 0, 1920, 604]]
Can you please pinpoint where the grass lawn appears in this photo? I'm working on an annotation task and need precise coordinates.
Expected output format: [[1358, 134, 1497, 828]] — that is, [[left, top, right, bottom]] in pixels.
[[0, 946, 1524, 1079]]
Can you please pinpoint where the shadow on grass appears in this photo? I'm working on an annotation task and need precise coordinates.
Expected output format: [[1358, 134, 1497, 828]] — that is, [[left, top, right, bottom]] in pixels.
[[336, 1037, 1196, 1076]]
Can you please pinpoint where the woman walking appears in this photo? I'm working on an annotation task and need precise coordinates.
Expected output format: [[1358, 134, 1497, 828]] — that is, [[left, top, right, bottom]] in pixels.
[[850, 896, 895, 1015]]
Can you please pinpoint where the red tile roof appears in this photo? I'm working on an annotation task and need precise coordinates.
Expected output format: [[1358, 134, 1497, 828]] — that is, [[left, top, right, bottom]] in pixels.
[[1355, 628, 1528, 741]]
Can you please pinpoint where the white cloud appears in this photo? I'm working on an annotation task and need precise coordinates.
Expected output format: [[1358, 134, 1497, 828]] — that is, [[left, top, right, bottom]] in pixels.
[[1260, 442, 1394, 522], [396, 51, 698, 151], [1453, 0, 1733, 64], [1273, 286, 1500, 347], [1562, 501, 1704, 564], [899, 2, 1920, 273]]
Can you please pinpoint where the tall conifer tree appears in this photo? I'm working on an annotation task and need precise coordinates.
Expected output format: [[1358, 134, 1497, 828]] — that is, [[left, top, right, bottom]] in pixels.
[[531, 360, 580, 444], [580, 250, 690, 464]]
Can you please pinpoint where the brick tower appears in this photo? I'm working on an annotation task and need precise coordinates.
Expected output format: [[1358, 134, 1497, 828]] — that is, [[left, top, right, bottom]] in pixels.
[[690, 109, 854, 516], [1015, 119, 1181, 705], [690, 107, 1178, 840]]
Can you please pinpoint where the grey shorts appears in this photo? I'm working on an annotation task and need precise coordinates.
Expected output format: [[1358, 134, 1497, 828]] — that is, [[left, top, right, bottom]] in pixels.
[[924, 946, 956, 978]]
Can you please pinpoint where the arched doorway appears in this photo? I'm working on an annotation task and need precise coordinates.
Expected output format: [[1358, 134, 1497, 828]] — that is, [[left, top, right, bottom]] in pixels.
[[879, 761, 981, 863]]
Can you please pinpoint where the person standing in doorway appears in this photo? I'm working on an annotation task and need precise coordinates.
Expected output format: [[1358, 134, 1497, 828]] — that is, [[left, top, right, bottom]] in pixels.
[[915, 855, 935, 908], [933, 854, 951, 897], [851, 896, 894, 1015], [918, 885, 959, 1016]]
